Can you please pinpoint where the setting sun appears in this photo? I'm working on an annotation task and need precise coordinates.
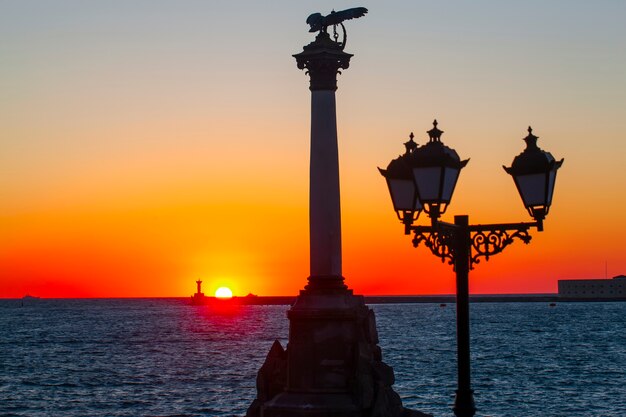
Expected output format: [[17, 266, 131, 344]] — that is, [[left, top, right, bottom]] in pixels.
[[215, 287, 233, 299]]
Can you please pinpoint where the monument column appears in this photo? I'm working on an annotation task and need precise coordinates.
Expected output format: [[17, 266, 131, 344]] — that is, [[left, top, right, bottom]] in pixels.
[[298, 32, 351, 288], [247, 10, 430, 417]]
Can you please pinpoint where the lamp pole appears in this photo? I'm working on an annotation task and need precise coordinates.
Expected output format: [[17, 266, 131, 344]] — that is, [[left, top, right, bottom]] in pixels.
[[410, 216, 539, 416], [380, 121, 563, 417], [453, 215, 473, 417]]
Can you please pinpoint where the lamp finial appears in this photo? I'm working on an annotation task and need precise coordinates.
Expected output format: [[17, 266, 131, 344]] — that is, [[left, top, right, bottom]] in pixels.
[[403, 132, 418, 154], [427, 119, 444, 142], [523, 126, 539, 149]]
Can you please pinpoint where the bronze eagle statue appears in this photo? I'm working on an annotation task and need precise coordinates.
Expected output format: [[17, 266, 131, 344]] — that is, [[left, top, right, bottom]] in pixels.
[[306, 7, 368, 33]]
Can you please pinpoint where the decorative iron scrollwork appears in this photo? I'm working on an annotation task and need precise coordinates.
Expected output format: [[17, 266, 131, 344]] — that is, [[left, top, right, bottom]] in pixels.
[[469, 228, 532, 268], [412, 229, 455, 266], [409, 221, 536, 270]]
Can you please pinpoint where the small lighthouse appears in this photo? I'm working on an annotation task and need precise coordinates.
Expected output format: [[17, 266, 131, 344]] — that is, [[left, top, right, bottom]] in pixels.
[[191, 280, 206, 305]]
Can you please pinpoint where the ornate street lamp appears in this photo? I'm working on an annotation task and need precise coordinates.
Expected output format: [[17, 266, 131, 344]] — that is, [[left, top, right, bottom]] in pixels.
[[504, 127, 564, 231], [378, 133, 422, 228], [408, 120, 469, 221], [380, 121, 563, 417]]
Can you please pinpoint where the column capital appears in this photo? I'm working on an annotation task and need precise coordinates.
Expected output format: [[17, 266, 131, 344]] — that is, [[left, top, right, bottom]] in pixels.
[[293, 32, 353, 91]]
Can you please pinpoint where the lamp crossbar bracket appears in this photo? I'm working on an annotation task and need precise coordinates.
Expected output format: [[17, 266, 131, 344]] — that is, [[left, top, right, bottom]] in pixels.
[[410, 221, 539, 269]]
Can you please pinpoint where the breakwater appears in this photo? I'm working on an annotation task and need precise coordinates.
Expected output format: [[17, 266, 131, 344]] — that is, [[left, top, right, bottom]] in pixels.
[[222, 294, 626, 305]]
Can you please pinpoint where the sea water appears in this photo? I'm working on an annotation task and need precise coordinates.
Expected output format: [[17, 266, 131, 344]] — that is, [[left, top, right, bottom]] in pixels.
[[1, 299, 624, 416]]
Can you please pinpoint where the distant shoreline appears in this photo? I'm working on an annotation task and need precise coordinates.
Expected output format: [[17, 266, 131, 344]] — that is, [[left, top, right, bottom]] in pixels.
[[5, 294, 626, 303], [223, 294, 626, 305]]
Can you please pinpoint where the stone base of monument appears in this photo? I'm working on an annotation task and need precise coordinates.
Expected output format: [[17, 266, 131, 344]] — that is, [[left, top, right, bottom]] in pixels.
[[247, 284, 432, 417]]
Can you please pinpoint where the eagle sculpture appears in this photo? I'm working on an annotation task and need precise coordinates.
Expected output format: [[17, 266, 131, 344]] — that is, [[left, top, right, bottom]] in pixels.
[[306, 7, 368, 33]]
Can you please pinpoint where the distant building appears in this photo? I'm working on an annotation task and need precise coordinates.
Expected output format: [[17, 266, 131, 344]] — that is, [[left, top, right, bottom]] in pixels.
[[558, 275, 626, 299]]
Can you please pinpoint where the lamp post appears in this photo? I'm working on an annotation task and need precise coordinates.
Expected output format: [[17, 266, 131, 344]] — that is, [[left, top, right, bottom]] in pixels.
[[380, 121, 563, 417]]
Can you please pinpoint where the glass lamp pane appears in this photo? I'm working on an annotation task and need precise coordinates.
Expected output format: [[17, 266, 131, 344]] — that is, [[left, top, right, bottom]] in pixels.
[[546, 169, 556, 206], [516, 173, 547, 207], [388, 178, 420, 211], [413, 167, 441, 202], [441, 167, 460, 202]]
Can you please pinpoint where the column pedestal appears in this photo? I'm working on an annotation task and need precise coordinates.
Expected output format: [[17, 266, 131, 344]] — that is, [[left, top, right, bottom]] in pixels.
[[248, 284, 431, 417]]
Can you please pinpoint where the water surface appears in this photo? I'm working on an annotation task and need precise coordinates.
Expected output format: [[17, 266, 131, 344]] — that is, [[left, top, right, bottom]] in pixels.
[[1, 299, 624, 416]]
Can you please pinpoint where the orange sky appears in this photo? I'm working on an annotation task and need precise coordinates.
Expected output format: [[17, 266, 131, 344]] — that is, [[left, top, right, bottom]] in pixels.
[[2, 1, 625, 298]]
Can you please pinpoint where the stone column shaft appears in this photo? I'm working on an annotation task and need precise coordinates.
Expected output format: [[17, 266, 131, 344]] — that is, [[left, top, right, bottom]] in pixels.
[[309, 89, 342, 278], [293, 32, 352, 290]]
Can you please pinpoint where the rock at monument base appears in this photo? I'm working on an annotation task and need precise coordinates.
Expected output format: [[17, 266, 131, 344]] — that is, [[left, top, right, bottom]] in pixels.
[[246, 292, 432, 417], [247, 339, 287, 416]]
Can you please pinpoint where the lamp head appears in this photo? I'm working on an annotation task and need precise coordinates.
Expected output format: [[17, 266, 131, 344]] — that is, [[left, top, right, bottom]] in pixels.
[[408, 120, 469, 221], [379, 132, 422, 229], [503, 126, 564, 225]]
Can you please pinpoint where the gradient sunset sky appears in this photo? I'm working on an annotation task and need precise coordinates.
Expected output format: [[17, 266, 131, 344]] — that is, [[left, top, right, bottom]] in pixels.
[[2, 1, 625, 298]]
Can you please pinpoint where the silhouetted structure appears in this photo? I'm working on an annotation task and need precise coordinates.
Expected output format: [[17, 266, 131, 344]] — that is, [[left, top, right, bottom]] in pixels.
[[306, 7, 368, 34], [22, 294, 40, 299], [191, 280, 206, 305], [559, 275, 626, 298], [380, 123, 563, 417], [247, 9, 429, 417]]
